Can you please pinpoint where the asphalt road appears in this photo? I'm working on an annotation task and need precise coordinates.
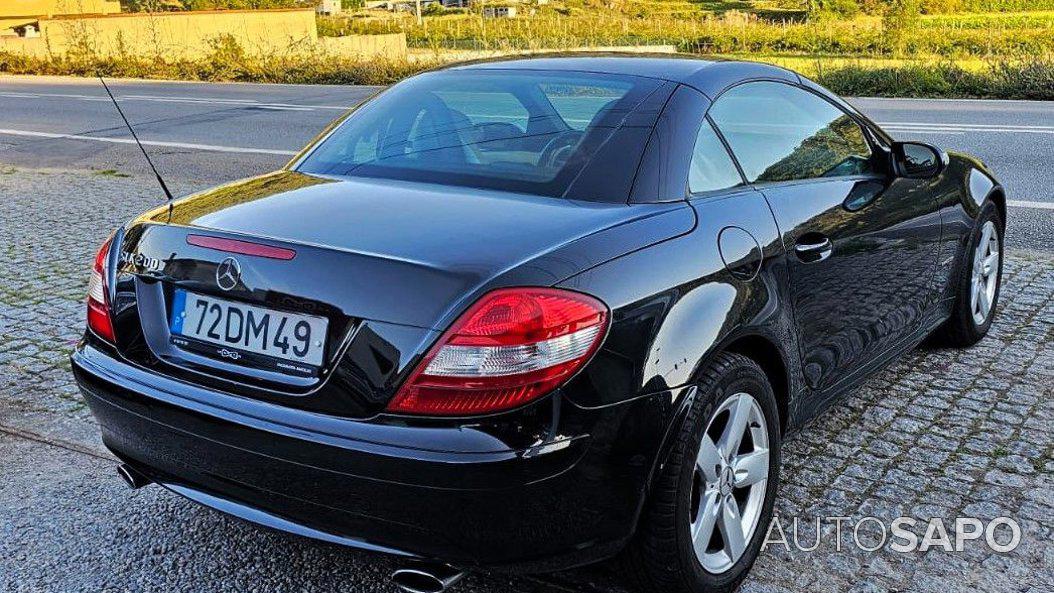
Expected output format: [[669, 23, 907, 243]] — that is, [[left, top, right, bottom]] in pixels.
[[1, 78, 1052, 593], [1, 76, 1051, 250], [0, 76, 376, 183]]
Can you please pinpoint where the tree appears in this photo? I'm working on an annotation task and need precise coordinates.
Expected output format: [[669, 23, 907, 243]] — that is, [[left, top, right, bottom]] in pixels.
[[883, 0, 921, 55], [808, 0, 860, 19]]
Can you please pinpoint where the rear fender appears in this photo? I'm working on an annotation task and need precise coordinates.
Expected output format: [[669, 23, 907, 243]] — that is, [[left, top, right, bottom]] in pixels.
[[558, 188, 796, 409], [632, 325, 797, 525], [557, 188, 804, 530]]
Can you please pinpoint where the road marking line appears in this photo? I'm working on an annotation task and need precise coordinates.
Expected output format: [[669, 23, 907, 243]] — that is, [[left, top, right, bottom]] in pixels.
[[121, 95, 326, 111], [254, 105, 316, 111], [886, 130, 966, 135], [123, 94, 353, 110], [0, 128, 297, 156], [883, 126, 1054, 132], [878, 121, 1054, 130], [882, 126, 1054, 135], [0, 91, 112, 102], [858, 96, 1054, 105], [0, 90, 353, 110], [1008, 200, 1054, 210]]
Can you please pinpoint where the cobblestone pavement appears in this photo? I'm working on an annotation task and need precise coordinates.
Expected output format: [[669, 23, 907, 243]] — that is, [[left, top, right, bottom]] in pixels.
[[1, 168, 1051, 593]]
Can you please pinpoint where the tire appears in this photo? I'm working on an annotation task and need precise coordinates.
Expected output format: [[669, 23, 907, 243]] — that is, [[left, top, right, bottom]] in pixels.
[[623, 352, 781, 593], [933, 200, 1004, 348]]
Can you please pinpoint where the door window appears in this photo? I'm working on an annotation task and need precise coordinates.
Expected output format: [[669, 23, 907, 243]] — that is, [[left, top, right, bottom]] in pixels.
[[709, 82, 874, 183], [688, 119, 744, 194]]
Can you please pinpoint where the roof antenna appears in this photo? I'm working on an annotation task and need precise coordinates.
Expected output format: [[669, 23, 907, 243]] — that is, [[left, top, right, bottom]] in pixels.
[[98, 76, 175, 221]]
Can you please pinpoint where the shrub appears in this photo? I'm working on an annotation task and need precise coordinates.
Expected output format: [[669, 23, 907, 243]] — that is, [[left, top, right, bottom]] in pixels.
[[2, 49, 1050, 100], [960, 0, 1054, 10], [988, 59, 1054, 100], [918, 0, 963, 14], [815, 59, 1054, 99], [810, 0, 861, 19], [0, 51, 435, 85], [883, 0, 921, 55]]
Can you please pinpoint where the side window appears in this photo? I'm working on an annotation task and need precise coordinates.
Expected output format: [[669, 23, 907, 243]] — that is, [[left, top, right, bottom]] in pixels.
[[709, 82, 874, 183], [688, 120, 744, 194]]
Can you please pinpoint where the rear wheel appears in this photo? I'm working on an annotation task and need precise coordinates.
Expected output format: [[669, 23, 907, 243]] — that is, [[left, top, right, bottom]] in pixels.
[[624, 352, 780, 593], [934, 201, 1003, 347]]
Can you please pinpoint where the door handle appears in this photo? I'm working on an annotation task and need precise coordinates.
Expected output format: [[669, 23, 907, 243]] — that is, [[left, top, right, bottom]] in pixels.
[[794, 235, 833, 262]]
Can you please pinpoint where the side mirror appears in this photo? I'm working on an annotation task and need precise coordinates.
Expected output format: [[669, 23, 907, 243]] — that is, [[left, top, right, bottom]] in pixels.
[[893, 141, 947, 179]]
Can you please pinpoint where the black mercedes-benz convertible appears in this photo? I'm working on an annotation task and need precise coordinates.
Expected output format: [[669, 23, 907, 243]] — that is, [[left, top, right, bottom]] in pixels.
[[72, 55, 1005, 593]]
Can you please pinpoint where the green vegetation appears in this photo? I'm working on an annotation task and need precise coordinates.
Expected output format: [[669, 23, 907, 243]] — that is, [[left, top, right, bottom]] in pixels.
[[813, 59, 1054, 99], [323, 1, 1053, 58], [0, 49, 433, 86], [3, 48, 1050, 99], [7, 0, 1054, 99]]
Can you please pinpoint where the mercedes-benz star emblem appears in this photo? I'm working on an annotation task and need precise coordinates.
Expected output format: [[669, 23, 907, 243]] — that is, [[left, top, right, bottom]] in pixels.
[[215, 257, 241, 291]]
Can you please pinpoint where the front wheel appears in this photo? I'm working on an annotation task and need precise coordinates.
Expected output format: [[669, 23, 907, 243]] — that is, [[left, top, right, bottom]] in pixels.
[[935, 200, 1004, 347], [623, 352, 781, 593]]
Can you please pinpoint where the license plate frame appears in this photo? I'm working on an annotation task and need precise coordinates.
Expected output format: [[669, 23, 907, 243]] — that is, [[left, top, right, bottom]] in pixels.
[[169, 289, 328, 375]]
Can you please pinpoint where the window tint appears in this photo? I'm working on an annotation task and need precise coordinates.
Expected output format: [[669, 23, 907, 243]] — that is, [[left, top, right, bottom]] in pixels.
[[709, 82, 873, 183], [433, 90, 530, 131], [688, 119, 743, 194], [297, 71, 658, 197], [539, 82, 624, 131]]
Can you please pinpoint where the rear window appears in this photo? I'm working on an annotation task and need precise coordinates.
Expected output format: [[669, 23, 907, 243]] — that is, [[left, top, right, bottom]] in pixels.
[[296, 70, 661, 197]]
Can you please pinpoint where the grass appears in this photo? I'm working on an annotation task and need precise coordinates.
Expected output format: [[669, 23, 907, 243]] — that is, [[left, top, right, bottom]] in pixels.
[[0, 51, 434, 85], [3, 49, 1051, 99], [4, 0, 1053, 99], [320, 2, 1054, 58], [921, 10, 1054, 29], [812, 59, 1054, 99]]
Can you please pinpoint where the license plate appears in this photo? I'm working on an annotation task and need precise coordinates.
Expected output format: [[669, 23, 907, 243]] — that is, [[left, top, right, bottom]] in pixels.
[[169, 290, 328, 369]]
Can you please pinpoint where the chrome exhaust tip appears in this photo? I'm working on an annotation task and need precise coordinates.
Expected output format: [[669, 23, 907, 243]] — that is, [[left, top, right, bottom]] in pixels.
[[116, 463, 151, 490], [391, 562, 465, 593]]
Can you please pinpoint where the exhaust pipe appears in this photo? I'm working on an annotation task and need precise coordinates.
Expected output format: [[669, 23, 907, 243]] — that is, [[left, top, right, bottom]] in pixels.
[[391, 562, 465, 593], [116, 463, 151, 490]]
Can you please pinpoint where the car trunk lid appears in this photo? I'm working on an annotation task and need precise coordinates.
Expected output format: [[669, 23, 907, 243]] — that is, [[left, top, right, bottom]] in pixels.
[[108, 171, 689, 417]]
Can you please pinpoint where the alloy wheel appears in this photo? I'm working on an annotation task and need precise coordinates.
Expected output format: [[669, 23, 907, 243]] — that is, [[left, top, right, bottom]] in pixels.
[[690, 392, 770, 574], [970, 220, 1000, 327]]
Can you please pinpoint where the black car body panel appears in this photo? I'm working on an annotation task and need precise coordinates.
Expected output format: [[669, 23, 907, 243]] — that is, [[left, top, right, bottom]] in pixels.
[[112, 173, 695, 418], [72, 55, 1005, 573], [75, 341, 686, 568]]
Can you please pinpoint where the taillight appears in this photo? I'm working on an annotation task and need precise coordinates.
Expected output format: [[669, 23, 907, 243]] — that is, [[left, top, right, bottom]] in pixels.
[[386, 287, 609, 416], [86, 236, 115, 343]]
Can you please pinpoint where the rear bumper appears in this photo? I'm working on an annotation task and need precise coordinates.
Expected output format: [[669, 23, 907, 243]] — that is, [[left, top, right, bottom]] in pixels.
[[72, 342, 676, 571]]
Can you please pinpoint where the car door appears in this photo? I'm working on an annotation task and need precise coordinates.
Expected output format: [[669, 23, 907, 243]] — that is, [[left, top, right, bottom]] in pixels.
[[708, 81, 942, 393]]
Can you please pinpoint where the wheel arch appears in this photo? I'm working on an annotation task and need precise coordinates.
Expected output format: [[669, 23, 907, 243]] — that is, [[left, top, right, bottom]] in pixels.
[[960, 155, 1005, 224], [723, 334, 790, 437], [987, 185, 1007, 228], [636, 332, 793, 518]]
